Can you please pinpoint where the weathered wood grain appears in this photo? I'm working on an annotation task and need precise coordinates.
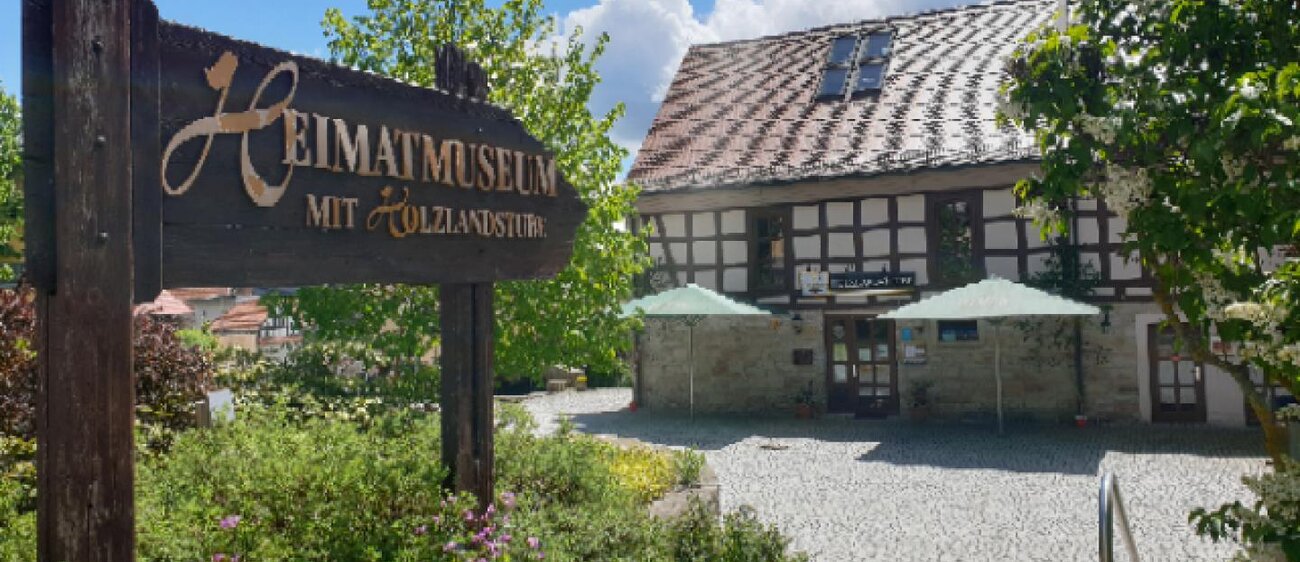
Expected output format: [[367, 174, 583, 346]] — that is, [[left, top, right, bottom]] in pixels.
[[440, 283, 496, 507], [35, 0, 137, 559]]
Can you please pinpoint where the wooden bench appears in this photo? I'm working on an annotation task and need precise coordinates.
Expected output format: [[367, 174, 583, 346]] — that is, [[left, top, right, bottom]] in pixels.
[[545, 379, 569, 393]]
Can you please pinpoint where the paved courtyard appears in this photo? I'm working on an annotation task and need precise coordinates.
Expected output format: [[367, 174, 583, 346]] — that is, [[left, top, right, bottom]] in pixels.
[[522, 388, 1268, 562]]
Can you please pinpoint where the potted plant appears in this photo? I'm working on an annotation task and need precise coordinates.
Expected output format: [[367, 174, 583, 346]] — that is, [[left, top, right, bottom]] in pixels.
[[793, 380, 816, 419], [908, 379, 934, 422], [575, 375, 588, 391]]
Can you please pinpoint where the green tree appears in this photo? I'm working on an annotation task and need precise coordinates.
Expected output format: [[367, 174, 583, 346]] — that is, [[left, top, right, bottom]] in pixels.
[[0, 85, 21, 279], [999, 0, 1300, 462], [271, 0, 648, 381]]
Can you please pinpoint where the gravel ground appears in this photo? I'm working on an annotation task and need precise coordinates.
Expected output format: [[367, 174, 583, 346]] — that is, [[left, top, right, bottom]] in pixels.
[[521, 388, 1266, 562]]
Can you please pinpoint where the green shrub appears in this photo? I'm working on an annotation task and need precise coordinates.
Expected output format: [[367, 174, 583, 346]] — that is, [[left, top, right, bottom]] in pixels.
[[0, 476, 35, 562], [671, 501, 808, 562], [175, 328, 219, 353], [0, 287, 213, 442], [673, 448, 706, 487]]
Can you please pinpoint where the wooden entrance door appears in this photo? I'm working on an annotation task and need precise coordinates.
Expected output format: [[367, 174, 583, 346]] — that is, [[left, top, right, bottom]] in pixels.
[[1149, 325, 1206, 423], [825, 316, 898, 416]]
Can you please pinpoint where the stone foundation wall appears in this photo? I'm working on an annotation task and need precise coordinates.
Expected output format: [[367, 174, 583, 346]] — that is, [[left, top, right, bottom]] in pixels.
[[637, 313, 825, 413], [894, 301, 1152, 423], [635, 302, 1169, 422]]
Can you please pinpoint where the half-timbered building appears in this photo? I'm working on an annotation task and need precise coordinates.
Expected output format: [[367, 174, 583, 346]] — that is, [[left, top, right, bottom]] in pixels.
[[627, 0, 1273, 425]]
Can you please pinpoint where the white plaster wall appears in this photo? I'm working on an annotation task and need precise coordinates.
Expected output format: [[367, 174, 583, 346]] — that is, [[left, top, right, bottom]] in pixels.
[[794, 235, 821, 259], [1108, 216, 1128, 243], [984, 221, 1018, 250], [897, 227, 926, 253], [826, 202, 854, 227], [985, 256, 1019, 280], [722, 240, 747, 265], [1077, 198, 1098, 211], [693, 241, 716, 264], [1024, 222, 1048, 249], [1110, 253, 1142, 280], [667, 242, 687, 264], [1028, 253, 1051, 276], [862, 229, 890, 257], [793, 205, 821, 230], [695, 269, 718, 290], [982, 188, 1016, 217], [650, 241, 666, 262], [828, 233, 855, 258], [1077, 217, 1100, 244], [863, 259, 890, 272], [897, 195, 925, 222], [692, 212, 716, 237], [900, 257, 928, 285], [661, 214, 686, 238], [861, 198, 890, 226], [720, 210, 746, 234], [723, 268, 747, 293]]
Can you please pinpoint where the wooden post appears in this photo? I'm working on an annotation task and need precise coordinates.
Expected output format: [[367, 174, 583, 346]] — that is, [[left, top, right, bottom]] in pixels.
[[439, 283, 495, 506], [27, 0, 138, 559]]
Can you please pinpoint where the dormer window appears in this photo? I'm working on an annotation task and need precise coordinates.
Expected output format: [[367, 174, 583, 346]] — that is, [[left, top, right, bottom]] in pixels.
[[818, 29, 894, 100]]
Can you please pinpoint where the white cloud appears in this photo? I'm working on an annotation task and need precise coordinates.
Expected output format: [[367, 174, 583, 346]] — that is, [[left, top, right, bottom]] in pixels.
[[555, 0, 973, 174]]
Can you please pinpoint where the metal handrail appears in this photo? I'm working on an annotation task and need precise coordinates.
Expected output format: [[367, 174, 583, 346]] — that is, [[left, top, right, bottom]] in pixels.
[[1099, 472, 1140, 562]]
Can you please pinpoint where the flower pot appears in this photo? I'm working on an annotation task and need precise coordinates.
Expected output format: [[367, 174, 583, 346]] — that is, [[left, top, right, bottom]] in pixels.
[[794, 403, 813, 419], [1075, 415, 1088, 429], [628, 401, 638, 412], [909, 404, 931, 422]]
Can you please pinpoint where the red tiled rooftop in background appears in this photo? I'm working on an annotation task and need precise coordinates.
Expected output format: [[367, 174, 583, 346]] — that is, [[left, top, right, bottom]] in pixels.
[[628, 0, 1052, 192], [209, 301, 267, 332], [132, 290, 193, 317]]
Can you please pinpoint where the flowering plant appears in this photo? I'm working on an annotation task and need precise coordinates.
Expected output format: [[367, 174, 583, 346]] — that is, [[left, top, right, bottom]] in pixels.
[[999, 0, 1300, 462], [1192, 463, 1300, 561], [1275, 404, 1300, 424]]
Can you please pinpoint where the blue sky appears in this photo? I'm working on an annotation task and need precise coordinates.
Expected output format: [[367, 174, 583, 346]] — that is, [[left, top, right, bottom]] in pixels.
[[0, 0, 970, 166]]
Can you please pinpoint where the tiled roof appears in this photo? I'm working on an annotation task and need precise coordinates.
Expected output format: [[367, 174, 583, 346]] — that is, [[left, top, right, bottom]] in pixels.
[[133, 290, 194, 317], [628, 0, 1051, 192], [209, 301, 267, 332], [169, 287, 234, 302]]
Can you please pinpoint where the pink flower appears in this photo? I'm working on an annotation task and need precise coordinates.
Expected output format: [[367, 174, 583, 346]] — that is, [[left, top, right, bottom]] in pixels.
[[219, 515, 241, 530], [212, 555, 227, 562], [414, 525, 427, 536], [527, 536, 541, 549], [444, 541, 458, 552]]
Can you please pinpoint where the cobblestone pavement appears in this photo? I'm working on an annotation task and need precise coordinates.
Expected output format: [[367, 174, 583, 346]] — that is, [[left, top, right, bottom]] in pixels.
[[520, 388, 1267, 562]]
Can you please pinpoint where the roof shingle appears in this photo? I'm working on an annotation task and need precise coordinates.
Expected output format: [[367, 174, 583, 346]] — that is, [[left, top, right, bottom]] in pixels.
[[628, 0, 1052, 193]]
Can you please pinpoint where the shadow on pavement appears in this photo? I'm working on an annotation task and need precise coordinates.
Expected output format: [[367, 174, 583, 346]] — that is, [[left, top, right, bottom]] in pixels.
[[566, 408, 1266, 475]]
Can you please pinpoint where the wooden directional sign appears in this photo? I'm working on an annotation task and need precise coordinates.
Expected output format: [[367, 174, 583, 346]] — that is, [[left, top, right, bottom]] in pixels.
[[24, 0, 587, 558], [134, 20, 586, 290]]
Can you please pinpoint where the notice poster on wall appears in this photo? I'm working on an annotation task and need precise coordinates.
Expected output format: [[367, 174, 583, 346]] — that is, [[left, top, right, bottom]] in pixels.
[[799, 270, 830, 297]]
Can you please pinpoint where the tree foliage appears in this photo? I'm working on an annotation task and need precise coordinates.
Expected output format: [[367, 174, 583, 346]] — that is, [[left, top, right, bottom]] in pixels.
[[0, 85, 21, 279], [1000, 0, 1300, 460], [270, 0, 648, 381]]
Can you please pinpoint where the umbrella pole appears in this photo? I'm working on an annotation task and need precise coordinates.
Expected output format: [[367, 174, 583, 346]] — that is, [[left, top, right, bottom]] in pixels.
[[689, 322, 695, 419], [996, 322, 1004, 435]]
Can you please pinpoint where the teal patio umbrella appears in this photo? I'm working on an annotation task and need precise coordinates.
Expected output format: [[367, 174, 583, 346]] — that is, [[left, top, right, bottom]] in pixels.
[[622, 284, 770, 416], [879, 277, 1099, 433]]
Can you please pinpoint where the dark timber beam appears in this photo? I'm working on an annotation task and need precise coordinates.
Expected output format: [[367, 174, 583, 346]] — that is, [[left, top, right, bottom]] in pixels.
[[29, 0, 138, 559], [439, 283, 495, 506]]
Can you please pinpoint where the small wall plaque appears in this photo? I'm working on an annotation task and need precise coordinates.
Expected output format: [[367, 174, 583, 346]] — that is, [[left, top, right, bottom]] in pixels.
[[793, 348, 815, 365]]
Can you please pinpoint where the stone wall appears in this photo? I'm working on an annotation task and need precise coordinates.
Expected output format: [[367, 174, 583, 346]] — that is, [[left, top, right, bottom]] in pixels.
[[637, 312, 825, 414], [634, 301, 1267, 425], [894, 301, 1151, 423]]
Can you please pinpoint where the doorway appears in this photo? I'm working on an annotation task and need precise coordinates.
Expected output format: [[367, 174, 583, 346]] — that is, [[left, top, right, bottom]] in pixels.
[[826, 316, 898, 417], [1148, 324, 1206, 423]]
